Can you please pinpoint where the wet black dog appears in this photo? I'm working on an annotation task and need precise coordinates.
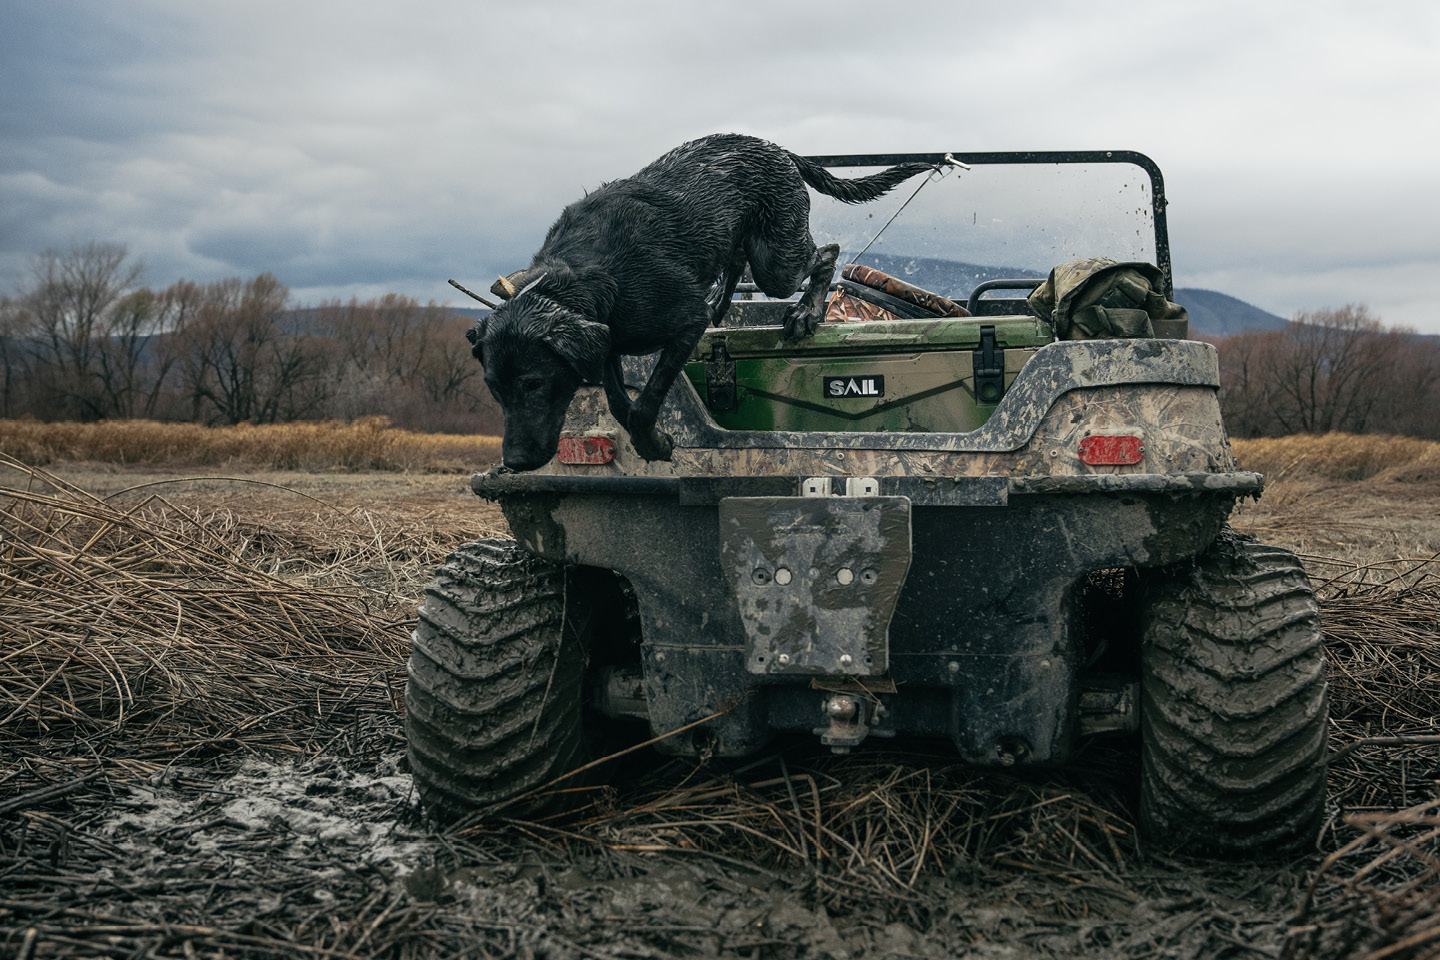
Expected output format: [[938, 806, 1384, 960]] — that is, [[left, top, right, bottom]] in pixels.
[[467, 133, 932, 470]]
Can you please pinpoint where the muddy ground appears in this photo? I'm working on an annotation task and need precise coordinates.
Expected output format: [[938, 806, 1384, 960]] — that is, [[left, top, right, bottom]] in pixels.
[[2, 464, 1437, 959]]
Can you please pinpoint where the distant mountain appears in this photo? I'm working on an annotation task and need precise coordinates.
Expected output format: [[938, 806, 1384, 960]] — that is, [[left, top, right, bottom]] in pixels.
[[1172, 288, 1288, 337]]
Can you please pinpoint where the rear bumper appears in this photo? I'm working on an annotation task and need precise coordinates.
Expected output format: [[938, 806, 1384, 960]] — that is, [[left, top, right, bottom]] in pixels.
[[474, 469, 1264, 506]]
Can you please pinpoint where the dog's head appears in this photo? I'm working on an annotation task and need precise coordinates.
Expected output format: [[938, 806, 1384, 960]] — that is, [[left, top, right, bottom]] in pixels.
[[468, 275, 611, 471]]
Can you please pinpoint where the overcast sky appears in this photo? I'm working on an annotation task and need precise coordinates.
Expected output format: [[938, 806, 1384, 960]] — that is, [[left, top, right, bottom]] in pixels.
[[4, 1, 1438, 331]]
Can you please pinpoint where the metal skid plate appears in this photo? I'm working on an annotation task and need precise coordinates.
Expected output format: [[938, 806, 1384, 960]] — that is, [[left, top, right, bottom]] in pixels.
[[719, 496, 912, 676]]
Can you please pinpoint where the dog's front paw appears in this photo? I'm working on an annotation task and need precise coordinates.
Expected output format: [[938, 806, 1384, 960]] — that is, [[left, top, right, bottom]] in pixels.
[[630, 427, 674, 462], [781, 304, 823, 341]]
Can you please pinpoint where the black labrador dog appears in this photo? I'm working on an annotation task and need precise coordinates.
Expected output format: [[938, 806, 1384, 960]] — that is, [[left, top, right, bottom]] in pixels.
[[468, 133, 932, 470]]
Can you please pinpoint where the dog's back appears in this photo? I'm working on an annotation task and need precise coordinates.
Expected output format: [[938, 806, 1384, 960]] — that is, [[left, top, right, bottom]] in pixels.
[[481, 134, 931, 468], [538, 137, 794, 280]]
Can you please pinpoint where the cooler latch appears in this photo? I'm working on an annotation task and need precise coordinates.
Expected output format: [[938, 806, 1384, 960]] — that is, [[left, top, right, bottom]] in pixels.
[[973, 325, 1005, 404], [704, 340, 737, 413]]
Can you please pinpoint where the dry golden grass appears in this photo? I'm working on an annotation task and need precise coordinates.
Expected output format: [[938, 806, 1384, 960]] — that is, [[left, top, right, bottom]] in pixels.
[[1232, 433, 1440, 484], [0, 459, 410, 757], [0, 416, 502, 472], [1229, 434, 1440, 572]]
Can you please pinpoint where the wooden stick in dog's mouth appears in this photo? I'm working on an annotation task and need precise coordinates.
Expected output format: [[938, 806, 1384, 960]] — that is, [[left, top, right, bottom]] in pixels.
[[448, 278, 499, 308]]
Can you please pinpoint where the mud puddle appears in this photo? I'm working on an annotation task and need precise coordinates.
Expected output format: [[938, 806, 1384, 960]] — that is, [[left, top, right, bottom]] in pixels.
[[12, 748, 1306, 959]]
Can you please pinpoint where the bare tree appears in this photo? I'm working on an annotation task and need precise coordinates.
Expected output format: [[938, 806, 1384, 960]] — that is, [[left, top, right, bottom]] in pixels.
[[14, 242, 143, 418], [89, 280, 213, 419], [1265, 306, 1401, 433], [411, 311, 485, 406], [318, 295, 488, 428], [179, 274, 332, 424], [1374, 330, 1440, 439], [0, 294, 30, 418], [1216, 305, 1437, 438]]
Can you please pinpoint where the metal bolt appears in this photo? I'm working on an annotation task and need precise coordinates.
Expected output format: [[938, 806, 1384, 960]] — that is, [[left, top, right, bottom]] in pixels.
[[826, 696, 856, 720], [836, 567, 854, 585], [947, 661, 960, 674], [995, 738, 1028, 766], [774, 567, 792, 585], [655, 652, 666, 663], [839, 654, 853, 667], [778, 653, 790, 665]]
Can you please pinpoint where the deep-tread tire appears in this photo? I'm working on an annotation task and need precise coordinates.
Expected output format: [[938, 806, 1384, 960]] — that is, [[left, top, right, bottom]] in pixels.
[[405, 539, 586, 822], [1139, 529, 1328, 853]]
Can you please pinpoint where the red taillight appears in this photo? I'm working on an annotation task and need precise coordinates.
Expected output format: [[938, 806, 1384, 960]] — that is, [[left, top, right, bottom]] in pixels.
[[557, 435, 615, 465], [1078, 435, 1144, 465]]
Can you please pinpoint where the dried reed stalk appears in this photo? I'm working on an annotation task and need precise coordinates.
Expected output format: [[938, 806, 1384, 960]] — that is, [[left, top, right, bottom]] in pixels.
[[1286, 801, 1440, 960], [0, 457, 410, 760], [471, 747, 1141, 907], [1307, 558, 1440, 812]]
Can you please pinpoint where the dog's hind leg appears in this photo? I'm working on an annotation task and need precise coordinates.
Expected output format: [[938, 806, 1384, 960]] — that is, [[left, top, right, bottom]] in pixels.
[[746, 195, 836, 340], [780, 242, 839, 341], [750, 237, 837, 341]]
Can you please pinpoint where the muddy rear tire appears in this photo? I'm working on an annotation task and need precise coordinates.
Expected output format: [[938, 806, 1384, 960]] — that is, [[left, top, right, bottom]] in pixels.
[[405, 539, 587, 823], [1139, 529, 1328, 853]]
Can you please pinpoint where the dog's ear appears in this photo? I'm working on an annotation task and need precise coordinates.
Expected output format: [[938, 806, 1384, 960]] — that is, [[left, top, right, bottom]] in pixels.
[[465, 315, 489, 361], [543, 264, 617, 320], [542, 312, 611, 384]]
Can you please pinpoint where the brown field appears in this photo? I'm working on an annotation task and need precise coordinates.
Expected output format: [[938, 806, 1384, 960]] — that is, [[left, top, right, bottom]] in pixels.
[[2, 428, 1438, 959], [1231, 434, 1440, 574], [0, 417, 502, 473]]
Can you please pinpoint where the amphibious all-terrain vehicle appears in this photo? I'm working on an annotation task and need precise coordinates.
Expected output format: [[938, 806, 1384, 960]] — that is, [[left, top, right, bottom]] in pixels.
[[407, 151, 1327, 852]]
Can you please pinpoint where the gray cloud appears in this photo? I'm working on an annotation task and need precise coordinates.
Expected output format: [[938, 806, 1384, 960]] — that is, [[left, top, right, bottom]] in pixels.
[[3, 0, 1438, 330]]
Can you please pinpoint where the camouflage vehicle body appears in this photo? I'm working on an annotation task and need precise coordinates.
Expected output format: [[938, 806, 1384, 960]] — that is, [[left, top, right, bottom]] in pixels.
[[474, 323, 1255, 765], [408, 151, 1327, 852]]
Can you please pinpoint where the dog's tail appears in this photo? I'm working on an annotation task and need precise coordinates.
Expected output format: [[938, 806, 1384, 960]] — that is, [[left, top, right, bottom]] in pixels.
[[787, 154, 933, 204]]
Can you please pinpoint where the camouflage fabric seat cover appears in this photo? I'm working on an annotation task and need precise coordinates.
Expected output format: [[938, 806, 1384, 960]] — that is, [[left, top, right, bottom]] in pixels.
[[825, 264, 969, 324], [1027, 258, 1188, 340], [824, 286, 898, 324]]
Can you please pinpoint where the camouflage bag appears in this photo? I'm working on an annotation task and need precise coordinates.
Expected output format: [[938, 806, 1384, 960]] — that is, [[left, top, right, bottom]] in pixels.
[[1027, 258, 1189, 340]]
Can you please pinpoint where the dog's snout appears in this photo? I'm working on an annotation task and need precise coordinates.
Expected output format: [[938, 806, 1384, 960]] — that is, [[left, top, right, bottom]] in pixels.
[[501, 446, 552, 472]]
